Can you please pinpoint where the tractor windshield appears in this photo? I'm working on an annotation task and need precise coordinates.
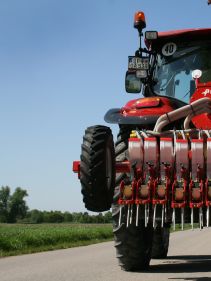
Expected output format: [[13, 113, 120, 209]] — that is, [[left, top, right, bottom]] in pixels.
[[153, 41, 211, 103]]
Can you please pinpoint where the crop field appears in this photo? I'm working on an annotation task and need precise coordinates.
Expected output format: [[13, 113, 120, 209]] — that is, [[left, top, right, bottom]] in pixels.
[[0, 224, 113, 257], [0, 223, 192, 258]]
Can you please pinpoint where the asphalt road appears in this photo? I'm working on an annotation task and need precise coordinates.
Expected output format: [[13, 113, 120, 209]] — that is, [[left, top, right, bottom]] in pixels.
[[1, 228, 211, 281]]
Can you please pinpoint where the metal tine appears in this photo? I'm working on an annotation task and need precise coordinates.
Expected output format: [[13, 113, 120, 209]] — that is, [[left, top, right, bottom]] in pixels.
[[130, 205, 133, 225], [181, 208, 184, 230], [147, 204, 150, 224], [201, 208, 204, 228], [199, 207, 203, 230], [136, 204, 139, 227], [199, 208, 201, 230], [126, 205, 130, 228], [172, 208, 176, 231], [118, 205, 123, 226], [198, 129, 202, 139], [191, 208, 194, 230], [161, 205, 165, 228], [153, 204, 157, 228], [180, 130, 186, 140], [207, 206, 210, 227], [145, 204, 147, 227]]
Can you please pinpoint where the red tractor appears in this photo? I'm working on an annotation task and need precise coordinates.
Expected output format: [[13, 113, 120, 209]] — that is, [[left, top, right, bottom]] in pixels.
[[73, 11, 211, 271]]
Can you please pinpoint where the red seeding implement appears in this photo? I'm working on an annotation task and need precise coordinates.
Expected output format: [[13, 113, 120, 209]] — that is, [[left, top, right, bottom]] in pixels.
[[73, 11, 211, 271]]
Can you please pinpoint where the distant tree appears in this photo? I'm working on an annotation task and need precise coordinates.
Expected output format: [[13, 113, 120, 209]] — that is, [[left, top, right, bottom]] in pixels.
[[64, 212, 73, 222], [49, 211, 64, 223], [104, 211, 112, 223], [41, 211, 64, 223], [81, 212, 92, 223], [42, 211, 50, 223], [0, 186, 10, 222], [27, 209, 44, 223], [72, 212, 83, 223], [0, 186, 28, 223], [8, 187, 28, 223], [96, 213, 104, 223]]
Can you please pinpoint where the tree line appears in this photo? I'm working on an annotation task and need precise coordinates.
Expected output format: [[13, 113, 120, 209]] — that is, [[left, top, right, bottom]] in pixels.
[[0, 186, 112, 224], [24, 209, 112, 224]]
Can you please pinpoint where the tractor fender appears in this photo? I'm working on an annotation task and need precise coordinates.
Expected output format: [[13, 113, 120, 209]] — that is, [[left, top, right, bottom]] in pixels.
[[104, 96, 181, 125], [104, 108, 159, 125]]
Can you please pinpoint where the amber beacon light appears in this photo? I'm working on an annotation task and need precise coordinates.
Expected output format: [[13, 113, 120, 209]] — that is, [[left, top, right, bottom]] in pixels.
[[134, 11, 146, 30]]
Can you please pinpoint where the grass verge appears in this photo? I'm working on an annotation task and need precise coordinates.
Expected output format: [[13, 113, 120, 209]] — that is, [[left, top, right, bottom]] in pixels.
[[0, 224, 113, 257]]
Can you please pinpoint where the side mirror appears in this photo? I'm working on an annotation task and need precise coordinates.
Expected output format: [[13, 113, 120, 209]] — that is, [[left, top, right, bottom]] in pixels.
[[125, 71, 142, 93]]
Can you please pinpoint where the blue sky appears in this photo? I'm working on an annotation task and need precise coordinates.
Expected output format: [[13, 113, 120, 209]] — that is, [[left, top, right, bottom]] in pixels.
[[0, 0, 210, 212]]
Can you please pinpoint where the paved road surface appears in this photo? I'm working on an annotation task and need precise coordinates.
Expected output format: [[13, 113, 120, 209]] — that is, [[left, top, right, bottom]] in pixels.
[[1, 228, 211, 281]]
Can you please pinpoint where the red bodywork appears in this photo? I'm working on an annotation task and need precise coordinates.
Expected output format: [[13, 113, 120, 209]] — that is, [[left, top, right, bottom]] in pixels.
[[190, 81, 211, 129], [121, 97, 177, 118]]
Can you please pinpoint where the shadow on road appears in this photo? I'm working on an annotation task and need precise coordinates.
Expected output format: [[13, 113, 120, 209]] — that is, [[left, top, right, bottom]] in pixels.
[[168, 277, 211, 281], [150, 255, 211, 275]]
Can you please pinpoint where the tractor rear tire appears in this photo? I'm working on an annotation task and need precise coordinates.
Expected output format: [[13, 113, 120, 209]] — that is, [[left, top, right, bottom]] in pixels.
[[112, 126, 153, 271], [112, 190, 153, 271], [115, 126, 131, 187], [151, 224, 170, 259], [80, 125, 115, 212]]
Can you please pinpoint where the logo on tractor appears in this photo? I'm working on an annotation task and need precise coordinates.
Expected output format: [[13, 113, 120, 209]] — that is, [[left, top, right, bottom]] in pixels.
[[202, 89, 211, 96]]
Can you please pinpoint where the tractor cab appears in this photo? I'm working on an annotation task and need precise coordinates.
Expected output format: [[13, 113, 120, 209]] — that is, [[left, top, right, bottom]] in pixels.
[[125, 12, 211, 105], [151, 31, 211, 104]]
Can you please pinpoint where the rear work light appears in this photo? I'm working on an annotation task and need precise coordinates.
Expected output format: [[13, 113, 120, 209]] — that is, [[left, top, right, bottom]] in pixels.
[[145, 31, 158, 40]]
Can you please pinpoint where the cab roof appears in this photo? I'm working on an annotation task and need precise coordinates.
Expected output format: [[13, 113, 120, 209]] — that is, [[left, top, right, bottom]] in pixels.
[[146, 28, 211, 49], [158, 28, 211, 39]]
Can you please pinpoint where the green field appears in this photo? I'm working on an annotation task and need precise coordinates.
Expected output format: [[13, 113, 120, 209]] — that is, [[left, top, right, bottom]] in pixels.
[[0, 222, 194, 258], [0, 224, 113, 257]]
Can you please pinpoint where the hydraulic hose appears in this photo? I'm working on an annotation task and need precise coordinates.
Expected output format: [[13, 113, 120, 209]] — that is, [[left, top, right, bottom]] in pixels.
[[154, 98, 211, 132]]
